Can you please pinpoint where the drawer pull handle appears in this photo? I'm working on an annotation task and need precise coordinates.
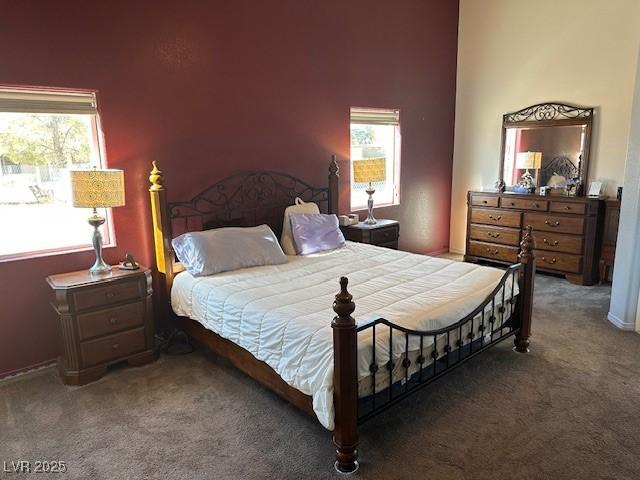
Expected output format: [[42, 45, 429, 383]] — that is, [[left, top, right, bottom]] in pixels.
[[541, 257, 557, 264], [106, 292, 117, 299], [109, 317, 118, 325], [564, 205, 571, 210], [544, 220, 560, 227], [485, 248, 499, 256], [510, 202, 515, 206], [112, 343, 120, 350], [534, 203, 540, 208], [487, 232, 500, 238], [488, 215, 502, 221], [543, 238, 559, 246], [482, 200, 487, 204]]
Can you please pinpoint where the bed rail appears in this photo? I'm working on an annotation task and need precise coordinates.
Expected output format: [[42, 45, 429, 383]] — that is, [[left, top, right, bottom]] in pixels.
[[331, 226, 535, 473]]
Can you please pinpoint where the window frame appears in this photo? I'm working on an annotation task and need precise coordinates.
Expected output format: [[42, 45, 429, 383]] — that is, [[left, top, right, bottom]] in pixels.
[[0, 86, 116, 263], [349, 107, 401, 211]]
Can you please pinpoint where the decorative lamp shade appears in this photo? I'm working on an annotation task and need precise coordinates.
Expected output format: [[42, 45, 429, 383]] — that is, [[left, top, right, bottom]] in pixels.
[[353, 158, 386, 183], [70, 169, 125, 208], [516, 151, 542, 170]]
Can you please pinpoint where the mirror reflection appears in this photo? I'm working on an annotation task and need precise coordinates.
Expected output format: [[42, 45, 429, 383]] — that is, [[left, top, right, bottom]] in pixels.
[[503, 124, 587, 194]]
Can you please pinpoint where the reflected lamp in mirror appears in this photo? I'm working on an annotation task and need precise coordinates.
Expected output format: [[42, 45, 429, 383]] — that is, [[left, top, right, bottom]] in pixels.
[[353, 157, 386, 225], [70, 169, 125, 274], [515, 151, 542, 192]]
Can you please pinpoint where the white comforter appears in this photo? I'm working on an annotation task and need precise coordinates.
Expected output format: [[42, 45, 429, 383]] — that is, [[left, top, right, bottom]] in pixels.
[[171, 242, 516, 430]]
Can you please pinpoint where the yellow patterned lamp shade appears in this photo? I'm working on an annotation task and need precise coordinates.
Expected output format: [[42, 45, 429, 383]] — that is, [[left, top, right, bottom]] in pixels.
[[353, 158, 386, 183], [516, 151, 542, 170], [70, 169, 125, 208]]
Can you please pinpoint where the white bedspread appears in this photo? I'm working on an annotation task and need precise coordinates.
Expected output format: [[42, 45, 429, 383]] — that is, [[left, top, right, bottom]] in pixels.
[[171, 242, 517, 430]]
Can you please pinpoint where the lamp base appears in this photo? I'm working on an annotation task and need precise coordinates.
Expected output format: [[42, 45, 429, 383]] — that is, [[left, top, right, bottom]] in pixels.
[[364, 184, 377, 225], [88, 209, 111, 274]]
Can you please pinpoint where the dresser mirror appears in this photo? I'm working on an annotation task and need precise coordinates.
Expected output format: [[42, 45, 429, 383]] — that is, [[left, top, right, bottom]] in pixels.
[[499, 102, 594, 196]]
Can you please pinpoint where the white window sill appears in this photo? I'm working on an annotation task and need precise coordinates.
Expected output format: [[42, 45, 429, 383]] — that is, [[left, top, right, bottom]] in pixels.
[[0, 243, 116, 264]]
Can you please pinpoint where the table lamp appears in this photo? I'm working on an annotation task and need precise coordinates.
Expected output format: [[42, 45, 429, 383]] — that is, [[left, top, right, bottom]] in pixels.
[[515, 151, 542, 192], [352, 157, 386, 224], [70, 168, 125, 273]]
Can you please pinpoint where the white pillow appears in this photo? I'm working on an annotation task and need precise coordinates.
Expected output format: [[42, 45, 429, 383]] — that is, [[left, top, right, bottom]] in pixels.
[[172, 224, 287, 277], [280, 197, 320, 255]]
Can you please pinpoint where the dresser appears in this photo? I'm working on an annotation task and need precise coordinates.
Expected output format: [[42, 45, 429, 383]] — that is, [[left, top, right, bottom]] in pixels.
[[464, 191, 605, 285], [47, 267, 156, 385], [340, 219, 399, 249]]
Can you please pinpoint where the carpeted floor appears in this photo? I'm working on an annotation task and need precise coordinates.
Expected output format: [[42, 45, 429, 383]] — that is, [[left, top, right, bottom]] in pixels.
[[2, 274, 640, 480]]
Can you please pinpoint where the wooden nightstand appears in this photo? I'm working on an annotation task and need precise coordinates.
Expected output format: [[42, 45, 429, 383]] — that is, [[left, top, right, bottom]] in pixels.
[[47, 267, 156, 385], [340, 219, 400, 249]]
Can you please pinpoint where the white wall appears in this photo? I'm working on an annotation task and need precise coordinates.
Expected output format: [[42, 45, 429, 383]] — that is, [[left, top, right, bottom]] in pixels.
[[451, 0, 640, 253], [609, 46, 640, 331]]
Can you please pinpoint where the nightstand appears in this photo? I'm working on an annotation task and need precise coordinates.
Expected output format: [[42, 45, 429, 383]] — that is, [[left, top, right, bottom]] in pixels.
[[340, 219, 400, 249], [46, 267, 156, 385]]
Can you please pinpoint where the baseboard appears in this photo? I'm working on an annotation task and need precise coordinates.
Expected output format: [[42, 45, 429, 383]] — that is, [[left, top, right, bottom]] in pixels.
[[0, 360, 57, 384], [426, 247, 450, 257], [607, 312, 636, 331], [449, 247, 465, 255]]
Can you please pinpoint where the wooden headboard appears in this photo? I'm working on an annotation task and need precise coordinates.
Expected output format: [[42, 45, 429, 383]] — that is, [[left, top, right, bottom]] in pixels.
[[148, 156, 339, 294]]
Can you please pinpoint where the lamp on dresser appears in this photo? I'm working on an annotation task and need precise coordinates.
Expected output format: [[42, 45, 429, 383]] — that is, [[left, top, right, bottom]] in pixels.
[[352, 157, 386, 225], [70, 168, 125, 274]]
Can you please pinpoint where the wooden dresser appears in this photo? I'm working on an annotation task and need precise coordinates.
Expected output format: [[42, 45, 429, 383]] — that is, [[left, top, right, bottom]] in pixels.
[[464, 191, 605, 285], [47, 267, 156, 385]]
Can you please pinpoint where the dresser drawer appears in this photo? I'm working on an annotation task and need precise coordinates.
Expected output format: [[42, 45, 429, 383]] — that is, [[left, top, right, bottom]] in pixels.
[[73, 279, 142, 311], [523, 213, 584, 234], [531, 232, 583, 255], [77, 301, 145, 341], [469, 224, 520, 246], [471, 195, 499, 207], [468, 241, 519, 263], [500, 197, 548, 211], [534, 250, 582, 274], [470, 208, 521, 228], [370, 226, 399, 245], [549, 201, 586, 215], [80, 327, 146, 367]]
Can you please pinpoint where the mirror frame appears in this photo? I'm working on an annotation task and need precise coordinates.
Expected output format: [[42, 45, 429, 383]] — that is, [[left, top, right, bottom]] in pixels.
[[499, 102, 595, 194]]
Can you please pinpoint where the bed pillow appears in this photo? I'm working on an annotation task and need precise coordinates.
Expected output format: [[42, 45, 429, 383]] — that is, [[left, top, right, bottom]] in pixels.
[[280, 197, 320, 255], [289, 213, 346, 255], [172, 224, 287, 277]]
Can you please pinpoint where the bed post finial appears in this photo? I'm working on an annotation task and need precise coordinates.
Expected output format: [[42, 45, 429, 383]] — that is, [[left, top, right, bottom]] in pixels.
[[328, 155, 339, 215], [332, 276, 358, 473], [515, 225, 535, 353], [149, 161, 164, 192]]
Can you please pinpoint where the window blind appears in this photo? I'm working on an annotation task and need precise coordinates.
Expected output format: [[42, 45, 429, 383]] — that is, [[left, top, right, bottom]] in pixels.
[[0, 89, 97, 114], [350, 107, 399, 125]]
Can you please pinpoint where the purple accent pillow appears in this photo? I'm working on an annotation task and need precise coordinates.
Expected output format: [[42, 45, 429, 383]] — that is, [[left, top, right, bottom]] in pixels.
[[289, 213, 346, 255]]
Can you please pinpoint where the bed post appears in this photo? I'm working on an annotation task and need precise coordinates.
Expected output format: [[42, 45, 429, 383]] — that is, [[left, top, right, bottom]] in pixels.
[[332, 277, 359, 473], [515, 225, 535, 353], [149, 162, 175, 297], [328, 154, 339, 215]]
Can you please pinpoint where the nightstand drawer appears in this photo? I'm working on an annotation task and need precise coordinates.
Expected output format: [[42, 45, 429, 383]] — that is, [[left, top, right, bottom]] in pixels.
[[80, 327, 146, 367], [73, 279, 142, 311], [370, 226, 399, 245], [468, 240, 519, 263], [77, 301, 145, 341]]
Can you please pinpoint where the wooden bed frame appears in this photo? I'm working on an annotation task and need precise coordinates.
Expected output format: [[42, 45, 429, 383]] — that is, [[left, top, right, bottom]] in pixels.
[[148, 157, 535, 473]]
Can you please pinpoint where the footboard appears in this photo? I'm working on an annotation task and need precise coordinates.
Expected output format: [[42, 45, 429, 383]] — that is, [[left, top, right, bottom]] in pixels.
[[331, 226, 535, 473]]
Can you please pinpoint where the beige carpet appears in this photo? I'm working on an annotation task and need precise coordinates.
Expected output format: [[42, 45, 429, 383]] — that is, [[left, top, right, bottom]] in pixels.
[[2, 274, 639, 480]]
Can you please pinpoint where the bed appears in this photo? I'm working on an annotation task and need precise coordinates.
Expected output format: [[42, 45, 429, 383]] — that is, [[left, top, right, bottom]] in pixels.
[[148, 157, 535, 473]]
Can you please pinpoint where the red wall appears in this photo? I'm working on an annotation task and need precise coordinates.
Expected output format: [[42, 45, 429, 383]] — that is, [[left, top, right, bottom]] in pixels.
[[0, 0, 459, 377]]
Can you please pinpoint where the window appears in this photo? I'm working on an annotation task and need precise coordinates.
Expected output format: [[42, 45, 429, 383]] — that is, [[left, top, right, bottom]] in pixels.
[[349, 107, 401, 210], [0, 88, 111, 260]]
